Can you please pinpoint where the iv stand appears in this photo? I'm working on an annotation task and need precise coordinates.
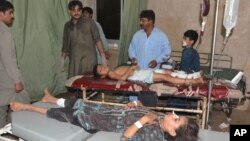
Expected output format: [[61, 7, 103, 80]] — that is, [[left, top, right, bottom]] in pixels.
[[205, 0, 220, 129]]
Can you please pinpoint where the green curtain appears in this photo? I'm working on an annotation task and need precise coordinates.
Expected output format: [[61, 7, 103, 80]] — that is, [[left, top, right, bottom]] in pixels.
[[9, 0, 70, 101], [117, 0, 148, 66]]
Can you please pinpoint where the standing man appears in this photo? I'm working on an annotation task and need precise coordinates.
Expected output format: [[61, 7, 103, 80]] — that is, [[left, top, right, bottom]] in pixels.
[[60, 0, 107, 78], [0, 0, 30, 128], [82, 6, 110, 64], [129, 10, 172, 69]]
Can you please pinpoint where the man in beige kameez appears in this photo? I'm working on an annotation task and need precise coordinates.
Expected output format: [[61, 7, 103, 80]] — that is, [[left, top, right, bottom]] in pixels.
[[60, 0, 107, 78], [0, 0, 30, 128]]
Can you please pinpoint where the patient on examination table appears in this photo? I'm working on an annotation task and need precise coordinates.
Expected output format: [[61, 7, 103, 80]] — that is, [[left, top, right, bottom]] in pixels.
[[93, 64, 204, 85], [10, 88, 199, 141]]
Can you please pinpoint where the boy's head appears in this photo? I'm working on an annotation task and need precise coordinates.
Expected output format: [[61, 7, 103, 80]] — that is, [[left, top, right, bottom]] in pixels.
[[183, 30, 198, 47], [82, 7, 93, 19], [93, 64, 109, 78], [139, 10, 155, 25]]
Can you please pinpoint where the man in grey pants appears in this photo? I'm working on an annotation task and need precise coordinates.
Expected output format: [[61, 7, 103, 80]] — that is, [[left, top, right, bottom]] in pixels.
[[0, 0, 30, 128]]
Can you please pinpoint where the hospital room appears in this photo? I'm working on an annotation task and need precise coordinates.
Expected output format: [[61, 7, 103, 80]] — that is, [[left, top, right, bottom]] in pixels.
[[0, 0, 250, 140]]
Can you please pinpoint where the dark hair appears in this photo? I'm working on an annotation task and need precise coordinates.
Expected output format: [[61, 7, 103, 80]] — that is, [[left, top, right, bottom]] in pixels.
[[68, 0, 83, 10], [82, 7, 93, 15], [184, 30, 199, 45], [139, 10, 155, 24], [168, 118, 199, 141], [93, 64, 101, 78], [0, 0, 14, 12]]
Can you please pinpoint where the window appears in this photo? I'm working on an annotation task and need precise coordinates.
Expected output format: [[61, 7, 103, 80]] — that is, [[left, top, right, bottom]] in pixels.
[[96, 0, 122, 40]]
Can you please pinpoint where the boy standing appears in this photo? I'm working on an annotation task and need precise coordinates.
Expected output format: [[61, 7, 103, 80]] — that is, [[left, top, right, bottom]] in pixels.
[[179, 30, 200, 73]]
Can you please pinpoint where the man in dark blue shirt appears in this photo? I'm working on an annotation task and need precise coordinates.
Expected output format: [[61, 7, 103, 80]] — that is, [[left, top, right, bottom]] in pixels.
[[179, 30, 200, 73]]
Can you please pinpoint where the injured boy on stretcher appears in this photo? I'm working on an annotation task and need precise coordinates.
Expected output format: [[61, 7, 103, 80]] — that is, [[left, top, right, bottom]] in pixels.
[[93, 64, 204, 85], [10, 88, 199, 141]]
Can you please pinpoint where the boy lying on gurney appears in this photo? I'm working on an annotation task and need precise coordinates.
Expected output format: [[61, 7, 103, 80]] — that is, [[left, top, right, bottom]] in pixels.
[[10, 88, 199, 141], [93, 64, 204, 85]]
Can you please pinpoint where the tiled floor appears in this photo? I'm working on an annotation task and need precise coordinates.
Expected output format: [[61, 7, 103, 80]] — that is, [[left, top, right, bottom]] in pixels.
[[210, 99, 250, 132]]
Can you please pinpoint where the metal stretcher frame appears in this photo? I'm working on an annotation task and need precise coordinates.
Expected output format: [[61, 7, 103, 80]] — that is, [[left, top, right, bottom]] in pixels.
[[79, 86, 208, 129], [171, 50, 246, 117], [66, 49, 245, 129], [65, 73, 244, 129]]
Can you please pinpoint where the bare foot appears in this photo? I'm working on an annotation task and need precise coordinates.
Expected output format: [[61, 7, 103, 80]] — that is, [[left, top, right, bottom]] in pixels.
[[10, 102, 30, 112], [41, 88, 58, 103]]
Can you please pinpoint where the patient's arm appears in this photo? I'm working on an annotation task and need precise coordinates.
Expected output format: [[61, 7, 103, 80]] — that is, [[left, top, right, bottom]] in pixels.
[[123, 112, 157, 138]]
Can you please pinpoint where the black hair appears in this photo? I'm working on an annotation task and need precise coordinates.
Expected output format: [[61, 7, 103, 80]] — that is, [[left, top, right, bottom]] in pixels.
[[93, 64, 101, 78], [82, 6, 93, 15], [68, 0, 83, 10], [168, 118, 199, 141], [184, 30, 199, 46], [139, 10, 155, 24], [0, 0, 14, 12]]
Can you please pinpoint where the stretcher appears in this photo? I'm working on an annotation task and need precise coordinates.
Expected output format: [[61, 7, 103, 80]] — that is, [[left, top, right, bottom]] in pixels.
[[0, 101, 230, 141], [65, 73, 245, 129]]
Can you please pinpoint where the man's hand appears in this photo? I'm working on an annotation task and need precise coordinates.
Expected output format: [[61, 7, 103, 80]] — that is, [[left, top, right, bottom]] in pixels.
[[15, 82, 24, 93], [148, 60, 157, 68], [131, 58, 137, 65], [104, 51, 110, 60], [130, 65, 138, 71]]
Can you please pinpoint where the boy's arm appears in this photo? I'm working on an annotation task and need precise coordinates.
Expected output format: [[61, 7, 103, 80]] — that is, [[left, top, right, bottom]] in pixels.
[[109, 66, 137, 81]]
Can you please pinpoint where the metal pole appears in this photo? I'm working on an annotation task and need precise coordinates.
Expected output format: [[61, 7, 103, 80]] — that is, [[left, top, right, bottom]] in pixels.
[[205, 0, 220, 129]]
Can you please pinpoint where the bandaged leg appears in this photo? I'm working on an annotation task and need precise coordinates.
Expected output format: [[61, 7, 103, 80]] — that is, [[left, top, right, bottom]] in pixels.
[[171, 71, 201, 79], [56, 98, 66, 107]]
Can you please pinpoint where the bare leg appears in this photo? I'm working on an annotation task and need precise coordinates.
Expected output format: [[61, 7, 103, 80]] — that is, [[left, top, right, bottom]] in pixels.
[[154, 73, 204, 84], [9, 88, 57, 115], [187, 77, 204, 84], [41, 88, 58, 104], [10, 102, 47, 115], [153, 73, 186, 84]]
